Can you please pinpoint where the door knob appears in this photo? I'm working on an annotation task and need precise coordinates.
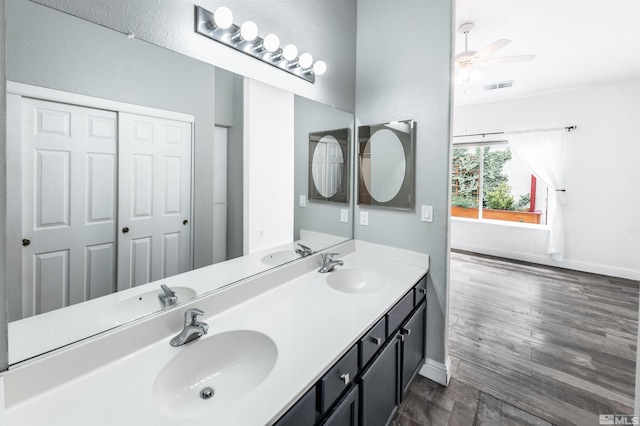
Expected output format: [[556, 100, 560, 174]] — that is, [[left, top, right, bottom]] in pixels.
[[122, 227, 130, 234], [22, 238, 31, 247], [183, 220, 189, 225]]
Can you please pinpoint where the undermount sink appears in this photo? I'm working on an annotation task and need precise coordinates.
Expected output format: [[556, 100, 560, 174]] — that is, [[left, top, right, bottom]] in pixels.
[[261, 250, 301, 266], [152, 330, 278, 419], [100, 286, 197, 326], [326, 268, 386, 294]]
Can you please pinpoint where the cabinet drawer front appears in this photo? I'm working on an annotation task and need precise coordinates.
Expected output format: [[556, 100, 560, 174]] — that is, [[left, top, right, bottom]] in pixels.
[[414, 275, 427, 305], [387, 291, 414, 334], [359, 316, 387, 369], [274, 386, 317, 426], [320, 345, 358, 412]]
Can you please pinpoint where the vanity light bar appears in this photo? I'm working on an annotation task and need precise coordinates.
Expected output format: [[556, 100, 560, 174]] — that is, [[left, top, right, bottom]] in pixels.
[[195, 6, 326, 84]]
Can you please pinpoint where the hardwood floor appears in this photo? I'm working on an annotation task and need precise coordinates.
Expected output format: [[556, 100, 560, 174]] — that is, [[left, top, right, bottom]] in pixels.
[[394, 250, 638, 426]]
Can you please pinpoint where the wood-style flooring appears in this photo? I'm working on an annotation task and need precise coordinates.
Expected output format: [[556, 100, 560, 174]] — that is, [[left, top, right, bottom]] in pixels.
[[394, 250, 638, 426]]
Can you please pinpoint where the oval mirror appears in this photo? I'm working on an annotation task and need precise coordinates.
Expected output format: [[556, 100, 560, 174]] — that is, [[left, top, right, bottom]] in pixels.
[[358, 120, 414, 209], [363, 129, 406, 202], [312, 135, 344, 198]]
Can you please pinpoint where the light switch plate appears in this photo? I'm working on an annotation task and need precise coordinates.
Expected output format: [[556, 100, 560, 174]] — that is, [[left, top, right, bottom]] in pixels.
[[299, 195, 306, 207], [340, 209, 349, 223], [360, 211, 369, 226], [421, 205, 433, 222]]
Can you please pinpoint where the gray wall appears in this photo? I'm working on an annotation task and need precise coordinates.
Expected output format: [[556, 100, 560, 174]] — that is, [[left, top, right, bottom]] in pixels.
[[29, 0, 358, 113], [214, 68, 244, 260], [227, 73, 245, 260], [354, 0, 454, 366], [0, 0, 8, 371], [7, 0, 217, 269], [294, 96, 354, 240]]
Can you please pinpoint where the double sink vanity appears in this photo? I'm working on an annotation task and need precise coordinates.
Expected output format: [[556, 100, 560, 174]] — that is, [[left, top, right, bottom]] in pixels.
[[2, 240, 429, 426]]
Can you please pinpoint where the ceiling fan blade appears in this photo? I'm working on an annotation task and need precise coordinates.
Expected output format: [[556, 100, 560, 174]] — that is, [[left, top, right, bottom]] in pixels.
[[473, 39, 511, 60], [475, 55, 536, 66]]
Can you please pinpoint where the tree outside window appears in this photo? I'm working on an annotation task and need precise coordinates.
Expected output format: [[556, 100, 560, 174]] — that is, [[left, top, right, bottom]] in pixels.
[[451, 143, 547, 225]]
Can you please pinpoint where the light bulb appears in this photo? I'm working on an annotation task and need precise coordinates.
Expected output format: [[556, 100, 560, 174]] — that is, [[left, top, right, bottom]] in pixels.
[[282, 44, 298, 61], [263, 34, 280, 52], [213, 7, 233, 29], [239, 21, 258, 41], [299, 53, 313, 69], [313, 61, 327, 75]]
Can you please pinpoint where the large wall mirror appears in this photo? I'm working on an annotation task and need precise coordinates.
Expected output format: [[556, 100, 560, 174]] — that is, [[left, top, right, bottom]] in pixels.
[[4, 0, 354, 365]]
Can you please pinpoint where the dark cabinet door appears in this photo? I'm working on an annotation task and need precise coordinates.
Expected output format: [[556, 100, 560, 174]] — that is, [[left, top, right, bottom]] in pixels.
[[359, 333, 400, 426], [320, 385, 359, 426], [400, 303, 426, 398], [274, 386, 317, 426]]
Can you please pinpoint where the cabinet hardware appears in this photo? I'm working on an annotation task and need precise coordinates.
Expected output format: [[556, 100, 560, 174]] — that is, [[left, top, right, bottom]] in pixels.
[[183, 219, 189, 225], [22, 238, 31, 247], [370, 336, 382, 346], [340, 373, 350, 384], [401, 327, 411, 336], [122, 227, 130, 233], [418, 288, 426, 294]]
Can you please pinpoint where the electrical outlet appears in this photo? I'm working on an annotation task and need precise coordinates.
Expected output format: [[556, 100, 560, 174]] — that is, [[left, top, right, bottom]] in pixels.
[[299, 195, 306, 207], [340, 209, 349, 223], [360, 211, 369, 226], [421, 205, 433, 222]]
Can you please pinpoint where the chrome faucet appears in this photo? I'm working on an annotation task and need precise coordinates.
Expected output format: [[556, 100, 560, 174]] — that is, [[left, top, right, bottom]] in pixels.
[[170, 308, 209, 347], [159, 284, 178, 308], [295, 244, 313, 258], [318, 253, 343, 273]]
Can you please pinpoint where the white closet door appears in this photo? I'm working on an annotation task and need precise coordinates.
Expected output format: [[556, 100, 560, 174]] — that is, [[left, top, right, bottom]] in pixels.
[[117, 113, 192, 290], [21, 98, 117, 317]]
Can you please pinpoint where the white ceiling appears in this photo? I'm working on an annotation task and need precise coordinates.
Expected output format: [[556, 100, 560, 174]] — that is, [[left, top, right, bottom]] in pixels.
[[453, 0, 640, 106]]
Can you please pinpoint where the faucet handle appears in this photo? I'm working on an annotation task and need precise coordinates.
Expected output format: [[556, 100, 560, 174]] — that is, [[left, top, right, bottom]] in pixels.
[[298, 244, 312, 255], [322, 252, 340, 261], [159, 284, 178, 308], [184, 308, 205, 326]]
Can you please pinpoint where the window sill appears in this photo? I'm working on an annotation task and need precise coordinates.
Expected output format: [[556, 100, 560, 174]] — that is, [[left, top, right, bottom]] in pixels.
[[451, 216, 550, 231]]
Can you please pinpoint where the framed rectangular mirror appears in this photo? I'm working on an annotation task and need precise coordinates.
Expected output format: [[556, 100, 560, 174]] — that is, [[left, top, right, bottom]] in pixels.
[[358, 120, 415, 210]]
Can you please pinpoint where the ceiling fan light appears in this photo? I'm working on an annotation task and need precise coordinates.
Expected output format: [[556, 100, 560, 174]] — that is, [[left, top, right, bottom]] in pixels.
[[455, 67, 482, 84]]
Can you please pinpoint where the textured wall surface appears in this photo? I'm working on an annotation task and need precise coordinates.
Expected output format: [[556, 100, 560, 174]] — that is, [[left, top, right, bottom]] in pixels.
[[354, 0, 454, 366], [30, 0, 357, 112]]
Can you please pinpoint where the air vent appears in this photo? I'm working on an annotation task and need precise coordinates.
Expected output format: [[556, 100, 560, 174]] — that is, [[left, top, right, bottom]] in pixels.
[[484, 80, 515, 91]]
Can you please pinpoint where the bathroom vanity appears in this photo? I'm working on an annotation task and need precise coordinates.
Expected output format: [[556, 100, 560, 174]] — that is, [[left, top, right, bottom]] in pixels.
[[2, 240, 428, 426]]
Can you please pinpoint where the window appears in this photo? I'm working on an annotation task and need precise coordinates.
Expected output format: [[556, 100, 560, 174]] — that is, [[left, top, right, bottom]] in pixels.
[[451, 142, 548, 225]]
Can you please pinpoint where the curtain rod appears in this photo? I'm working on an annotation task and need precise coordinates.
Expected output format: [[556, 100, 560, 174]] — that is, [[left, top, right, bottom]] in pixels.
[[453, 126, 576, 138]]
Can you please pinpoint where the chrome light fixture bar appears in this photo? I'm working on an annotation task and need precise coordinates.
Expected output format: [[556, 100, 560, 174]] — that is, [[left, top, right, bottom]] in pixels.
[[195, 6, 326, 84]]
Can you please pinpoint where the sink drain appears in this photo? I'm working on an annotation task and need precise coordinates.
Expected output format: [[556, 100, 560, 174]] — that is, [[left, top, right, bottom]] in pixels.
[[200, 387, 214, 400]]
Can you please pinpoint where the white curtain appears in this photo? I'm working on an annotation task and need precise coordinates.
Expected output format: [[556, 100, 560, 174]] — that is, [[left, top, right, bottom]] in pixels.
[[505, 129, 569, 261]]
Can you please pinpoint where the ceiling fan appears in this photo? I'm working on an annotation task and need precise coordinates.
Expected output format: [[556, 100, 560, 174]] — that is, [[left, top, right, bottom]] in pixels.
[[455, 22, 536, 84]]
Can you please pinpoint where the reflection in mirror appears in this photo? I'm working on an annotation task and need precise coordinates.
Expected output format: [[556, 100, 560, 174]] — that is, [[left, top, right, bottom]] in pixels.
[[358, 120, 415, 209], [295, 96, 354, 244], [309, 128, 350, 203], [5, 0, 353, 365]]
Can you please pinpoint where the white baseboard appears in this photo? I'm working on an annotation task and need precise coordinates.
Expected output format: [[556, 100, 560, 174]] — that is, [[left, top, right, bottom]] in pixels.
[[452, 242, 640, 281], [419, 357, 451, 386]]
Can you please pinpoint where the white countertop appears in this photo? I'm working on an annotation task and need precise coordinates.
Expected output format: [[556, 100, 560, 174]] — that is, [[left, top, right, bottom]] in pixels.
[[4, 241, 428, 426], [9, 235, 343, 364]]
